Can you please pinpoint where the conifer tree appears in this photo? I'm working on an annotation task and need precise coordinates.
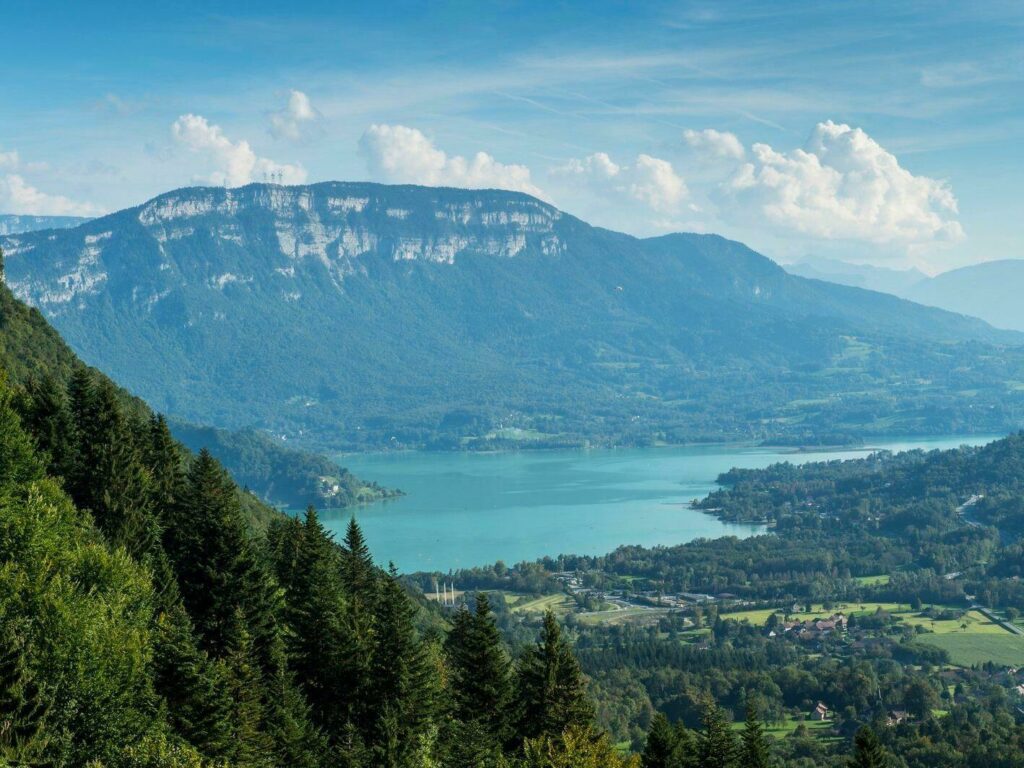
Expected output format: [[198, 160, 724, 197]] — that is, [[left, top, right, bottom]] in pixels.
[[151, 603, 234, 760], [697, 698, 737, 768], [642, 713, 690, 768], [0, 624, 50, 765], [221, 610, 274, 768], [516, 610, 594, 742], [371, 563, 436, 766], [272, 508, 360, 738], [146, 414, 186, 523], [18, 373, 74, 479], [850, 726, 890, 768], [340, 517, 378, 734], [167, 449, 283, 672], [740, 699, 771, 768], [445, 593, 514, 750]]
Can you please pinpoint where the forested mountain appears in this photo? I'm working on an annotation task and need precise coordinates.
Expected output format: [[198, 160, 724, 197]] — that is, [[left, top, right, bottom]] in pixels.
[[0, 213, 90, 235], [0, 247, 387, 509], [0, 243, 642, 766], [5, 182, 1024, 451]]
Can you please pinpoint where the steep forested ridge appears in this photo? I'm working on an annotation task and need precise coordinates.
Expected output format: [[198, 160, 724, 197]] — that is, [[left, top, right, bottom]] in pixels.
[[5, 182, 1024, 450], [0, 248, 386, 510], [0, 248, 641, 766]]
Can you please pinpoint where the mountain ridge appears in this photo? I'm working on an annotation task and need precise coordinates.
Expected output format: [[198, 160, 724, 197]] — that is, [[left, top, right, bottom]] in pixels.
[[5, 181, 1024, 449]]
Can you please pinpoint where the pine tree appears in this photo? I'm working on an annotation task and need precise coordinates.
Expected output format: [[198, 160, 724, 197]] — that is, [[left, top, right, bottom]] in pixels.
[[697, 697, 736, 768], [642, 713, 686, 768], [371, 563, 437, 767], [516, 610, 594, 742], [18, 373, 74, 480], [445, 593, 514, 749], [221, 610, 274, 768], [263, 666, 327, 768], [146, 414, 186, 525], [0, 624, 50, 765], [151, 603, 234, 760], [167, 449, 283, 672], [342, 516, 377, 604], [272, 508, 361, 738], [740, 699, 771, 768], [340, 517, 378, 735], [850, 726, 890, 768]]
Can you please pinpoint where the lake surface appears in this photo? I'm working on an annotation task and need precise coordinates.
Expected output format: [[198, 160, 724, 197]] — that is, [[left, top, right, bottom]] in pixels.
[[324, 436, 997, 573]]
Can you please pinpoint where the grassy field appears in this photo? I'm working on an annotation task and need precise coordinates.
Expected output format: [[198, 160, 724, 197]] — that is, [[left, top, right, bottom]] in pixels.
[[576, 607, 668, 626], [720, 601, 916, 626], [854, 574, 891, 586], [510, 593, 574, 616], [719, 602, 1024, 666], [730, 716, 833, 740], [917, 632, 1024, 666]]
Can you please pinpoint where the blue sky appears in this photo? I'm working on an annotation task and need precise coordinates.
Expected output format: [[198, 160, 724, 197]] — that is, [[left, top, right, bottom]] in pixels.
[[1, 0, 1021, 271]]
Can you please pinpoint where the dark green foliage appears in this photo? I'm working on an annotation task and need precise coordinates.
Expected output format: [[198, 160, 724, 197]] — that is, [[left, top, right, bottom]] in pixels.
[[0, 624, 50, 765], [150, 603, 234, 760], [741, 699, 772, 768], [8, 183, 1024, 454], [850, 727, 889, 768], [369, 564, 437, 764], [445, 593, 515, 749], [517, 610, 595, 741], [170, 420, 399, 508], [697, 698, 737, 768], [641, 713, 693, 768]]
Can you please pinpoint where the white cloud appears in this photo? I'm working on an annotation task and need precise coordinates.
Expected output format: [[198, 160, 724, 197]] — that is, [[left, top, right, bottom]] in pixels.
[[358, 124, 545, 198], [0, 149, 98, 216], [556, 151, 688, 213], [724, 120, 963, 246], [171, 113, 307, 187], [0, 174, 99, 216], [683, 128, 745, 160], [269, 90, 322, 141], [0, 151, 19, 171]]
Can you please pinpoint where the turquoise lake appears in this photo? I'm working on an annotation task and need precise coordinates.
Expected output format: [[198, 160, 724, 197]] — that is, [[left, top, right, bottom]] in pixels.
[[324, 436, 997, 574]]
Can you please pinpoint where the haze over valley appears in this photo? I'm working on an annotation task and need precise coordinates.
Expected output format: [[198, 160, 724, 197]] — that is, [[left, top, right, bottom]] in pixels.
[[2, 3, 1024, 767]]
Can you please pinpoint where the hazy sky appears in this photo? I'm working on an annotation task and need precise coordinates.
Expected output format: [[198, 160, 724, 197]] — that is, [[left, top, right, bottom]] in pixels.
[[2, 1, 1021, 271]]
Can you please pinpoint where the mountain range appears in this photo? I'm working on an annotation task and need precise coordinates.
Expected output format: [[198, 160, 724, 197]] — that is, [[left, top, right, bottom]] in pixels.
[[0, 213, 90, 236], [5, 181, 1024, 450], [787, 257, 1024, 333]]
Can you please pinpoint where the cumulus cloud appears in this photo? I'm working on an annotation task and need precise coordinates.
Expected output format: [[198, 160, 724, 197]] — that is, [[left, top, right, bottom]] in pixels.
[[724, 120, 963, 246], [0, 149, 98, 216], [0, 174, 99, 216], [556, 151, 688, 213], [683, 128, 745, 160], [269, 90, 322, 141], [172, 114, 307, 187], [358, 124, 545, 198]]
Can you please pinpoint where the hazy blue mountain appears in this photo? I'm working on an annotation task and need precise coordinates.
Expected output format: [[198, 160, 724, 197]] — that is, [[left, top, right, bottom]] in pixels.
[[785, 257, 927, 297], [905, 259, 1024, 332], [0, 213, 91, 235], [4, 182, 1024, 449]]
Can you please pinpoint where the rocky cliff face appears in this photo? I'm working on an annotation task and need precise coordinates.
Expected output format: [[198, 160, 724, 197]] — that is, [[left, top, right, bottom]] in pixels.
[[3, 182, 1021, 450]]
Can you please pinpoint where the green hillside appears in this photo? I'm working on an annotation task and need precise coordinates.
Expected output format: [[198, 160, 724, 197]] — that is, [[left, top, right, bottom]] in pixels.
[[6, 183, 1024, 451]]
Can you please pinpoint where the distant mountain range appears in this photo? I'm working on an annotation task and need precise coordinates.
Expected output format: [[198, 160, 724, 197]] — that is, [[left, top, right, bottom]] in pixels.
[[0, 213, 91, 236], [5, 182, 1024, 450], [787, 257, 1024, 332], [785, 258, 928, 299]]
